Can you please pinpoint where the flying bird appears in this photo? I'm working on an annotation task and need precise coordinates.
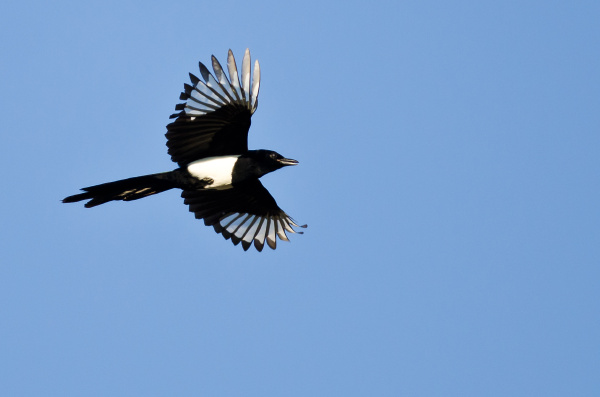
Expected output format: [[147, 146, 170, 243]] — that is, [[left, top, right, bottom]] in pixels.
[[63, 49, 305, 251]]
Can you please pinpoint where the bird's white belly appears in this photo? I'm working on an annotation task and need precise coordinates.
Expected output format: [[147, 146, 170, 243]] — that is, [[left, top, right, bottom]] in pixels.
[[187, 155, 240, 188]]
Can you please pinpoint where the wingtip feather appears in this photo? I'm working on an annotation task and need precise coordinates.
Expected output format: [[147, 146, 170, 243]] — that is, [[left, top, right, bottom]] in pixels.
[[198, 62, 210, 82], [189, 73, 200, 85], [241, 240, 251, 251], [254, 239, 264, 252]]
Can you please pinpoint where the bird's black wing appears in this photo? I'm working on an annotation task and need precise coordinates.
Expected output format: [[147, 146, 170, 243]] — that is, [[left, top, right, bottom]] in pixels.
[[182, 180, 306, 251], [166, 49, 260, 166]]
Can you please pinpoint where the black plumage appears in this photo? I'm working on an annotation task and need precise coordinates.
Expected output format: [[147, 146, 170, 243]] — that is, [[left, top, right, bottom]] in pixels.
[[63, 49, 305, 251]]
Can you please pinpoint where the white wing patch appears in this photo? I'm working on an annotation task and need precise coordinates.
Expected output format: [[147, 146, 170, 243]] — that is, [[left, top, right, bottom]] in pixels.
[[173, 49, 260, 120], [187, 155, 240, 188], [217, 212, 306, 251]]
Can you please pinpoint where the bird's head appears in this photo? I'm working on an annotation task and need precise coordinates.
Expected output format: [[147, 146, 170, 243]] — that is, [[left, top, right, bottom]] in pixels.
[[266, 150, 299, 167], [248, 149, 299, 177]]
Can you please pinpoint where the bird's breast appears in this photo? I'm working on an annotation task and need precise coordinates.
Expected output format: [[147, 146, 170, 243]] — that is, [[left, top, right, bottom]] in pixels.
[[186, 155, 241, 189]]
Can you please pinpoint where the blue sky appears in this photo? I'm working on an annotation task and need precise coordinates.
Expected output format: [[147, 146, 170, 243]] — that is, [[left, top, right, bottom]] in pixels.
[[1, 1, 599, 395]]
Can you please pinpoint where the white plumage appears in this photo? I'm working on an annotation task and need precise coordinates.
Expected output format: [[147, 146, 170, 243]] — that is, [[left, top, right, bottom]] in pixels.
[[186, 155, 240, 189]]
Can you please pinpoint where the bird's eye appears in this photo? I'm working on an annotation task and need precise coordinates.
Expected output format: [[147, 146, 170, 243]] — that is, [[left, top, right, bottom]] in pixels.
[[270, 153, 277, 159]]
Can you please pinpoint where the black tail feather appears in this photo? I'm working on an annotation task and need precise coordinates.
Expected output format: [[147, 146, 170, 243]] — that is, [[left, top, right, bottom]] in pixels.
[[63, 172, 176, 208]]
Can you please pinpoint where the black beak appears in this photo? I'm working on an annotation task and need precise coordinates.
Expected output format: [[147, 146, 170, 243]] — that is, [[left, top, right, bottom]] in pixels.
[[278, 158, 299, 166]]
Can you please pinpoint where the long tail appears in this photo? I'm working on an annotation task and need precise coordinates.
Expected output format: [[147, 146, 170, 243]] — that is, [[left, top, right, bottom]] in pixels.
[[63, 171, 177, 208]]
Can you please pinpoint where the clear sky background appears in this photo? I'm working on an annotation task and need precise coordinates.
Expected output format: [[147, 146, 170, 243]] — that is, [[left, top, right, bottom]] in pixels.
[[1, 1, 599, 396]]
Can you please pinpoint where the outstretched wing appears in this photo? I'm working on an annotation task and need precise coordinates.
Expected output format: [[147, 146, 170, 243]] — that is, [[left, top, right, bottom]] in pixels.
[[166, 49, 260, 167], [182, 180, 306, 252]]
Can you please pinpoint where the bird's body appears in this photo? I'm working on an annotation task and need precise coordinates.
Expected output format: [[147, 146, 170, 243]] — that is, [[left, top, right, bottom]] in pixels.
[[63, 49, 305, 251]]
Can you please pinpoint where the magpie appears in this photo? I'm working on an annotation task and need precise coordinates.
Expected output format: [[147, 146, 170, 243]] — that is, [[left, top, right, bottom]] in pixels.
[[63, 49, 306, 251]]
